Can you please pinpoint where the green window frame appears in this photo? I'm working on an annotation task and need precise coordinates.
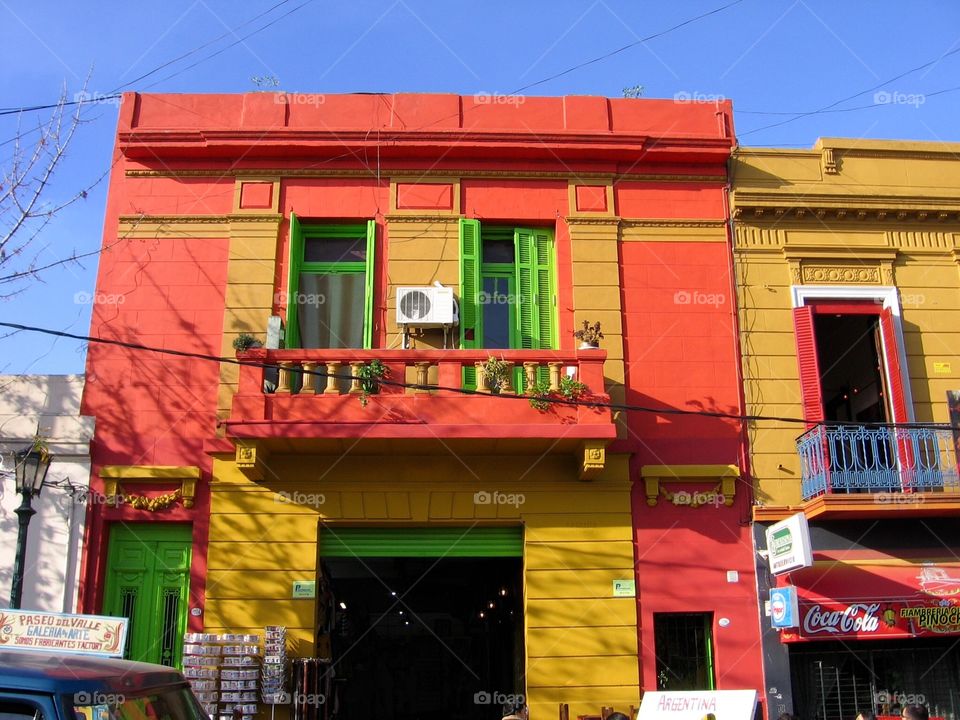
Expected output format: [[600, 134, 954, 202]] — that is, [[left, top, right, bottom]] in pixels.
[[286, 213, 376, 349], [459, 219, 556, 385]]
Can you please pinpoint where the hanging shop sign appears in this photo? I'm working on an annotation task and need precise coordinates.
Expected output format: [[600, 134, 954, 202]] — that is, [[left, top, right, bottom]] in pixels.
[[765, 513, 813, 575], [0, 610, 127, 657], [769, 586, 799, 628], [637, 690, 757, 720]]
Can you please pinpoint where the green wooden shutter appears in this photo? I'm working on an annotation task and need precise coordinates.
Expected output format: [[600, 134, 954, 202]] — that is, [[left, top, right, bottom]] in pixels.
[[533, 229, 555, 349], [363, 219, 376, 349], [286, 213, 304, 348], [320, 527, 522, 558], [515, 228, 538, 349], [460, 218, 481, 388]]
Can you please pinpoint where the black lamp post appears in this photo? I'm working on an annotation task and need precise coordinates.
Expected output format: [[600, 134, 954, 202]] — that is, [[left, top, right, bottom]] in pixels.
[[9, 442, 52, 609]]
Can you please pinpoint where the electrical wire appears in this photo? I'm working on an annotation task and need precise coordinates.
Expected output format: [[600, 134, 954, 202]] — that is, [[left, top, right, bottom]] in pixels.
[[0, 321, 952, 430], [0, 0, 310, 118], [739, 44, 960, 137]]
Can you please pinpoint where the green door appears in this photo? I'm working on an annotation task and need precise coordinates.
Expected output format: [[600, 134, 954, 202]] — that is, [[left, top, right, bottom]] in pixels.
[[102, 523, 192, 668]]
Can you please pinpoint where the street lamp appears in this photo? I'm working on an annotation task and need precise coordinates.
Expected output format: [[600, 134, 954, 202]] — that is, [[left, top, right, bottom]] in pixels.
[[9, 441, 52, 609]]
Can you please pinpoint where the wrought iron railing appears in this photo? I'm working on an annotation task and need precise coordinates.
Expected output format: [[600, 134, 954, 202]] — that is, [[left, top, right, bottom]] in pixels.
[[797, 424, 960, 500]]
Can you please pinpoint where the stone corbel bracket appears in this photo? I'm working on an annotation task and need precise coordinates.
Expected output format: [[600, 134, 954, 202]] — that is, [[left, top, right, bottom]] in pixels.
[[235, 439, 270, 482], [579, 441, 608, 481], [641, 464, 740, 507], [101, 465, 200, 508]]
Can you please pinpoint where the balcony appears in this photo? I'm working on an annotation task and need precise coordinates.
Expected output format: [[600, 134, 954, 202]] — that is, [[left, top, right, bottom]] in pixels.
[[797, 424, 960, 502], [226, 349, 615, 477]]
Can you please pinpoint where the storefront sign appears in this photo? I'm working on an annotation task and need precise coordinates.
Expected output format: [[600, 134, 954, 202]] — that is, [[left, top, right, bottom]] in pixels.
[[765, 513, 813, 575], [783, 599, 960, 642], [0, 610, 127, 657], [612, 579, 636, 597], [637, 690, 757, 720], [770, 586, 799, 628], [292, 580, 316, 599], [780, 559, 960, 642]]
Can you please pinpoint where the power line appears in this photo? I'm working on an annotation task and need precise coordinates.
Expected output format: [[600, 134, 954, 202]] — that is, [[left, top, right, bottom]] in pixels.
[[509, 0, 748, 95], [107, 0, 295, 93], [740, 44, 960, 136], [0, 321, 951, 430], [0, 0, 311, 118]]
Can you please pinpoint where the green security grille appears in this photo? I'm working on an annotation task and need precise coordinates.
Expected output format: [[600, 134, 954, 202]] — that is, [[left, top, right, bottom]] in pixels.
[[320, 527, 523, 558]]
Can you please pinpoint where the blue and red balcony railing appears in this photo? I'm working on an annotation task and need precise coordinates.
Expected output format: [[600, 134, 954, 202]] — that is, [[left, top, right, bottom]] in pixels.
[[796, 424, 960, 500]]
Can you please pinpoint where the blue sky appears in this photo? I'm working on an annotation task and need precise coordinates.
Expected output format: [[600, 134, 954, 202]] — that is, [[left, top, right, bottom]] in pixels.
[[1, 0, 958, 374]]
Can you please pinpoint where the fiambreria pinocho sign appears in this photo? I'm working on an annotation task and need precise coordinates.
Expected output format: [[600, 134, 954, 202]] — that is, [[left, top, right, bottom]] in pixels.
[[0, 610, 128, 657], [637, 690, 758, 720]]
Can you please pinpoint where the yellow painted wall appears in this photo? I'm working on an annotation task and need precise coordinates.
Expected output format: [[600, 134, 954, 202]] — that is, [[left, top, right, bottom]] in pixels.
[[382, 215, 460, 350], [205, 452, 639, 720], [732, 140, 960, 506]]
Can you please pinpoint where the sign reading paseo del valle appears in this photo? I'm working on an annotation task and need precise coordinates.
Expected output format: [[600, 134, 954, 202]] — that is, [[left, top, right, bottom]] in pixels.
[[0, 610, 128, 657]]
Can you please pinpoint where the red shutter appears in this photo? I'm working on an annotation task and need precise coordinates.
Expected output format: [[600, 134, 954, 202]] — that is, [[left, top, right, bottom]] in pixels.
[[879, 306, 910, 424], [794, 306, 824, 426]]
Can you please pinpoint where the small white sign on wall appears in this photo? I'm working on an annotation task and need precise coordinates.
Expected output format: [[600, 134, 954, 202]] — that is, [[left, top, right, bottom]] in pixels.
[[612, 579, 636, 597]]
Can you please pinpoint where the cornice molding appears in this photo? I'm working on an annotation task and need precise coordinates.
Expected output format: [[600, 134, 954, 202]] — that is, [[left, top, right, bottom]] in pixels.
[[118, 213, 281, 225], [383, 214, 460, 224], [125, 168, 727, 184], [621, 218, 726, 229], [733, 204, 960, 226]]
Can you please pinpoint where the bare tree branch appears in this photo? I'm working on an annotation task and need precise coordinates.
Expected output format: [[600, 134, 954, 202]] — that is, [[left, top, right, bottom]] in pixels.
[[0, 79, 112, 298]]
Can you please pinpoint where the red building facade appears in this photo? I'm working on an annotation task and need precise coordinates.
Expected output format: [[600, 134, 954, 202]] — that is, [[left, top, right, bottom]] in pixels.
[[77, 92, 763, 717]]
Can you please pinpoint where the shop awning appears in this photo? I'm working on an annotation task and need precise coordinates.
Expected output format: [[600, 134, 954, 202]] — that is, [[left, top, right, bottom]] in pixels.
[[777, 555, 960, 642]]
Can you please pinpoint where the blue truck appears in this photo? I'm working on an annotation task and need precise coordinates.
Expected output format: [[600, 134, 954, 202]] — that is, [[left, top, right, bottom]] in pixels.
[[0, 649, 206, 720]]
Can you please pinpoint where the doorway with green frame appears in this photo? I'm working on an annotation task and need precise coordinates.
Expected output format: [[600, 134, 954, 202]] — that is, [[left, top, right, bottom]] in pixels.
[[102, 523, 192, 668]]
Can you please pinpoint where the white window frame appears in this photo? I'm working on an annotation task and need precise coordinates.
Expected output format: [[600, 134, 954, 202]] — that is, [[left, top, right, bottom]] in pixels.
[[790, 285, 914, 423]]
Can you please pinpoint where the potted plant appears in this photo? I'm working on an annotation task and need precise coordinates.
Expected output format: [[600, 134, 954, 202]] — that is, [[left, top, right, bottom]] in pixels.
[[233, 332, 264, 352], [574, 320, 603, 349], [528, 375, 589, 411], [356, 359, 389, 407], [481, 356, 510, 394]]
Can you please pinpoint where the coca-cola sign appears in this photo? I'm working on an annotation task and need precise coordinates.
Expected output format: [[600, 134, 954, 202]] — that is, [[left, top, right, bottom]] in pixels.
[[801, 603, 881, 635], [783, 599, 960, 642]]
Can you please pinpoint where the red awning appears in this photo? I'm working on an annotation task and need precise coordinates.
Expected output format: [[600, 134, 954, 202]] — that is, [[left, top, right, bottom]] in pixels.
[[777, 555, 960, 642]]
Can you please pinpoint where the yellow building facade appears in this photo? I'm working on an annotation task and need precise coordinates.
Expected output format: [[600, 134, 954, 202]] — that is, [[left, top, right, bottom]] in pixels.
[[732, 139, 960, 720]]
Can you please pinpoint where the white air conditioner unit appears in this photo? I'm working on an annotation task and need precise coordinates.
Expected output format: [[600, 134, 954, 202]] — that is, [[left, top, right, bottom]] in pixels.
[[396, 285, 457, 326]]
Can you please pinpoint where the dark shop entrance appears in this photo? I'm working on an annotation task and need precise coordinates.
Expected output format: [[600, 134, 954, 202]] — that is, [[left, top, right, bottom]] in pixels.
[[315, 526, 525, 720], [790, 638, 960, 720]]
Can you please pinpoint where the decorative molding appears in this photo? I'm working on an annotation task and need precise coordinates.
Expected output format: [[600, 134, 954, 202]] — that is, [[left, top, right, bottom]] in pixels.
[[620, 218, 726, 229], [640, 464, 739, 507], [383, 214, 461, 224], [125, 167, 727, 183], [233, 177, 280, 214], [801, 265, 881, 284], [100, 465, 199, 509], [821, 147, 840, 175], [120, 489, 182, 512], [565, 216, 621, 227], [579, 441, 607, 481], [235, 440, 269, 481], [389, 177, 460, 216], [118, 213, 281, 224], [733, 204, 960, 226]]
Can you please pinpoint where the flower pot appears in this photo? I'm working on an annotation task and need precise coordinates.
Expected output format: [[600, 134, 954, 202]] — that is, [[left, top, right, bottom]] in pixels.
[[579, 342, 599, 350]]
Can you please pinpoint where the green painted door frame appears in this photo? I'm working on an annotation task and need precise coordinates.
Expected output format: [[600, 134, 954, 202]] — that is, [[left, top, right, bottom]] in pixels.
[[102, 523, 192, 668]]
